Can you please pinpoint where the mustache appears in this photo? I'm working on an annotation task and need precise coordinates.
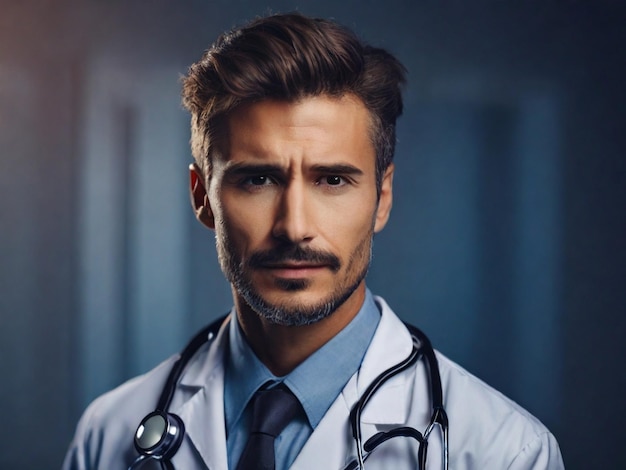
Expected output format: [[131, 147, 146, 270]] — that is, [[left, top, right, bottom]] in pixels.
[[248, 245, 341, 272]]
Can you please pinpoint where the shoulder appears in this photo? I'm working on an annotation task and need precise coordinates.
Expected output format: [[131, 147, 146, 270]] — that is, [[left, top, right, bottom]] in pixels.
[[434, 348, 563, 468], [85, 356, 176, 428], [62, 355, 178, 470], [373, 296, 563, 469], [63, 316, 231, 470]]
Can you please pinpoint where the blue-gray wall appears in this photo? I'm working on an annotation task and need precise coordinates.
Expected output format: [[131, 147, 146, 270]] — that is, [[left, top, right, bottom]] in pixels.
[[1, 1, 624, 468]]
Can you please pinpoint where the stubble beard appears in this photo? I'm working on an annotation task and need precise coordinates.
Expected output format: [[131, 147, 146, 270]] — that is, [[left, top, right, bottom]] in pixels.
[[215, 229, 374, 327]]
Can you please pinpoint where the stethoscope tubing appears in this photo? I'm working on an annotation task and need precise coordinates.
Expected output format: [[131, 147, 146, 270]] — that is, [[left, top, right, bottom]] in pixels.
[[349, 337, 422, 468], [131, 315, 448, 470]]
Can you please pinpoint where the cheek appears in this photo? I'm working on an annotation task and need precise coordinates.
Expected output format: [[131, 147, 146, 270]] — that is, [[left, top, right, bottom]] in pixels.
[[219, 199, 272, 250], [322, 202, 377, 256]]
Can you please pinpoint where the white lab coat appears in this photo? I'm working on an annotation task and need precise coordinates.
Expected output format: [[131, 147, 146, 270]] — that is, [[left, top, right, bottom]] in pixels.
[[63, 296, 564, 469]]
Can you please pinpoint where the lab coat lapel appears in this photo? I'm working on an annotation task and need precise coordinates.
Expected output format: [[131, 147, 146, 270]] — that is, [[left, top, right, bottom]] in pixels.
[[291, 298, 416, 469], [358, 296, 415, 426], [290, 389, 353, 469], [172, 316, 231, 470]]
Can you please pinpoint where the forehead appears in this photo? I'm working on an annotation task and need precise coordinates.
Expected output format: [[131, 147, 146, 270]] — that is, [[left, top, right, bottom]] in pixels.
[[217, 94, 375, 166]]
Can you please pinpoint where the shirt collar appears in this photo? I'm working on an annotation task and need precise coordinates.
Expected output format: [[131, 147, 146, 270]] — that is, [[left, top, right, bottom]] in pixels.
[[224, 289, 380, 432]]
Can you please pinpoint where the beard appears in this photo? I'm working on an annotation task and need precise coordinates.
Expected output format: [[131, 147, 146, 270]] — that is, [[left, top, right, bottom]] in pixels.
[[216, 229, 374, 327]]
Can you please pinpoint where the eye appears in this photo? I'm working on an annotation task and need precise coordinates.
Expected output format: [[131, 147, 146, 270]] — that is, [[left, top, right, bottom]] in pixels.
[[244, 175, 274, 186], [319, 175, 346, 187]]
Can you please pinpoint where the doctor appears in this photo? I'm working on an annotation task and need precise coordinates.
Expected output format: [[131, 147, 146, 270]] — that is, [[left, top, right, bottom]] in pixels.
[[63, 12, 564, 470]]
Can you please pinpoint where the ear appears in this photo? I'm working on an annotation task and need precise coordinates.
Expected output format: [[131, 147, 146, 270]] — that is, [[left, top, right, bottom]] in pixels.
[[189, 163, 215, 229], [373, 163, 394, 233]]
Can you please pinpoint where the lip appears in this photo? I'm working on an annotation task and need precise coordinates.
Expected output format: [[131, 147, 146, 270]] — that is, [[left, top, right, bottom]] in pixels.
[[261, 263, 330, 279]]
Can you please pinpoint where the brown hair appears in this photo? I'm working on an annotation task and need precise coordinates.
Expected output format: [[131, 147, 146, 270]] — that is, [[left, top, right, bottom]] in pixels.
[[181, 12, 406, 190]]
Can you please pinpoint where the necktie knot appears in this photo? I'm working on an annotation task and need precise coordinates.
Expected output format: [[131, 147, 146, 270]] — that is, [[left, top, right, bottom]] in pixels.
[[250, 385, 301, 436]]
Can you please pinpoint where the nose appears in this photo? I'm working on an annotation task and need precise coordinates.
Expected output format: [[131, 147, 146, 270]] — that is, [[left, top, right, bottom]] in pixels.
[[271, 179, 315, 243]]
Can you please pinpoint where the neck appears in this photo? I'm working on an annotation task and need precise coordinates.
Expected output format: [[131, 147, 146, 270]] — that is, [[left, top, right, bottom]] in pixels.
[[234, 283, 366, 376]]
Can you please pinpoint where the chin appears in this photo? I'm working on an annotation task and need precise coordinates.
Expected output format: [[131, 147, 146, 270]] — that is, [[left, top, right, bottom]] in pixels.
[[242, 281, 361, 327]]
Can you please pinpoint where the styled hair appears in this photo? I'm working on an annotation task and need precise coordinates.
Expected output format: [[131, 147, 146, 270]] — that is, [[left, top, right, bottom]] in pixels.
[[181, 12, 406, 190]]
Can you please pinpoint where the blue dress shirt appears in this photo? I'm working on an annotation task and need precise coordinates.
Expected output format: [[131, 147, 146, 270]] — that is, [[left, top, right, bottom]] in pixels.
[[224, 289, 381, 469]]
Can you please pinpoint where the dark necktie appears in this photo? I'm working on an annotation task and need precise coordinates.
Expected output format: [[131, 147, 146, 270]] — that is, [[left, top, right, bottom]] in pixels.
[[235, 385, 302, 470]]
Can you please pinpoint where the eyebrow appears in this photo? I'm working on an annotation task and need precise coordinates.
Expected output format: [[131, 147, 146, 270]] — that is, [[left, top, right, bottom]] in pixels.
[[310, 164, 364, 176], [223, 163, 284, 177]]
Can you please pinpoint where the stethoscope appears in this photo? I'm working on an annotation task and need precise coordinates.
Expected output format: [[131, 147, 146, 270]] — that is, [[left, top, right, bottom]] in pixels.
[[129, 316, 449, 470]]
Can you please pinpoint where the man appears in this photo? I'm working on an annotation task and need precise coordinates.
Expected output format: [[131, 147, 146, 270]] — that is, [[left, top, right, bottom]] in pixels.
[[63, 13, 564, 470]]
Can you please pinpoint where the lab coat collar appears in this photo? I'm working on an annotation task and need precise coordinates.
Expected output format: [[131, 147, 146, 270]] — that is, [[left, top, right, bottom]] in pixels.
[[174, 314, 233, 470], [168, 301, 416, 470]]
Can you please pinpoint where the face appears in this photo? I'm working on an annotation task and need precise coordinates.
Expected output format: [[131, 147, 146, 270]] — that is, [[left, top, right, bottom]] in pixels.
[[192, 94, 393, 326]]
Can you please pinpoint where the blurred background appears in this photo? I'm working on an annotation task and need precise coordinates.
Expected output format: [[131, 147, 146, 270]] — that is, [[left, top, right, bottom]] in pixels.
[[1, 0, 624, 468]]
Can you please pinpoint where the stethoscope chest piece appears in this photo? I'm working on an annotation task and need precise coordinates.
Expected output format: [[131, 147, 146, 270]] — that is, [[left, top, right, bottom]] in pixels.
[[134, 410, 185, 460]]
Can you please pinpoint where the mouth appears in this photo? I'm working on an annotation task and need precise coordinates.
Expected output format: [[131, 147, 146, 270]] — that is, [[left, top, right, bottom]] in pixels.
[[260, 261, 331, 278]]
